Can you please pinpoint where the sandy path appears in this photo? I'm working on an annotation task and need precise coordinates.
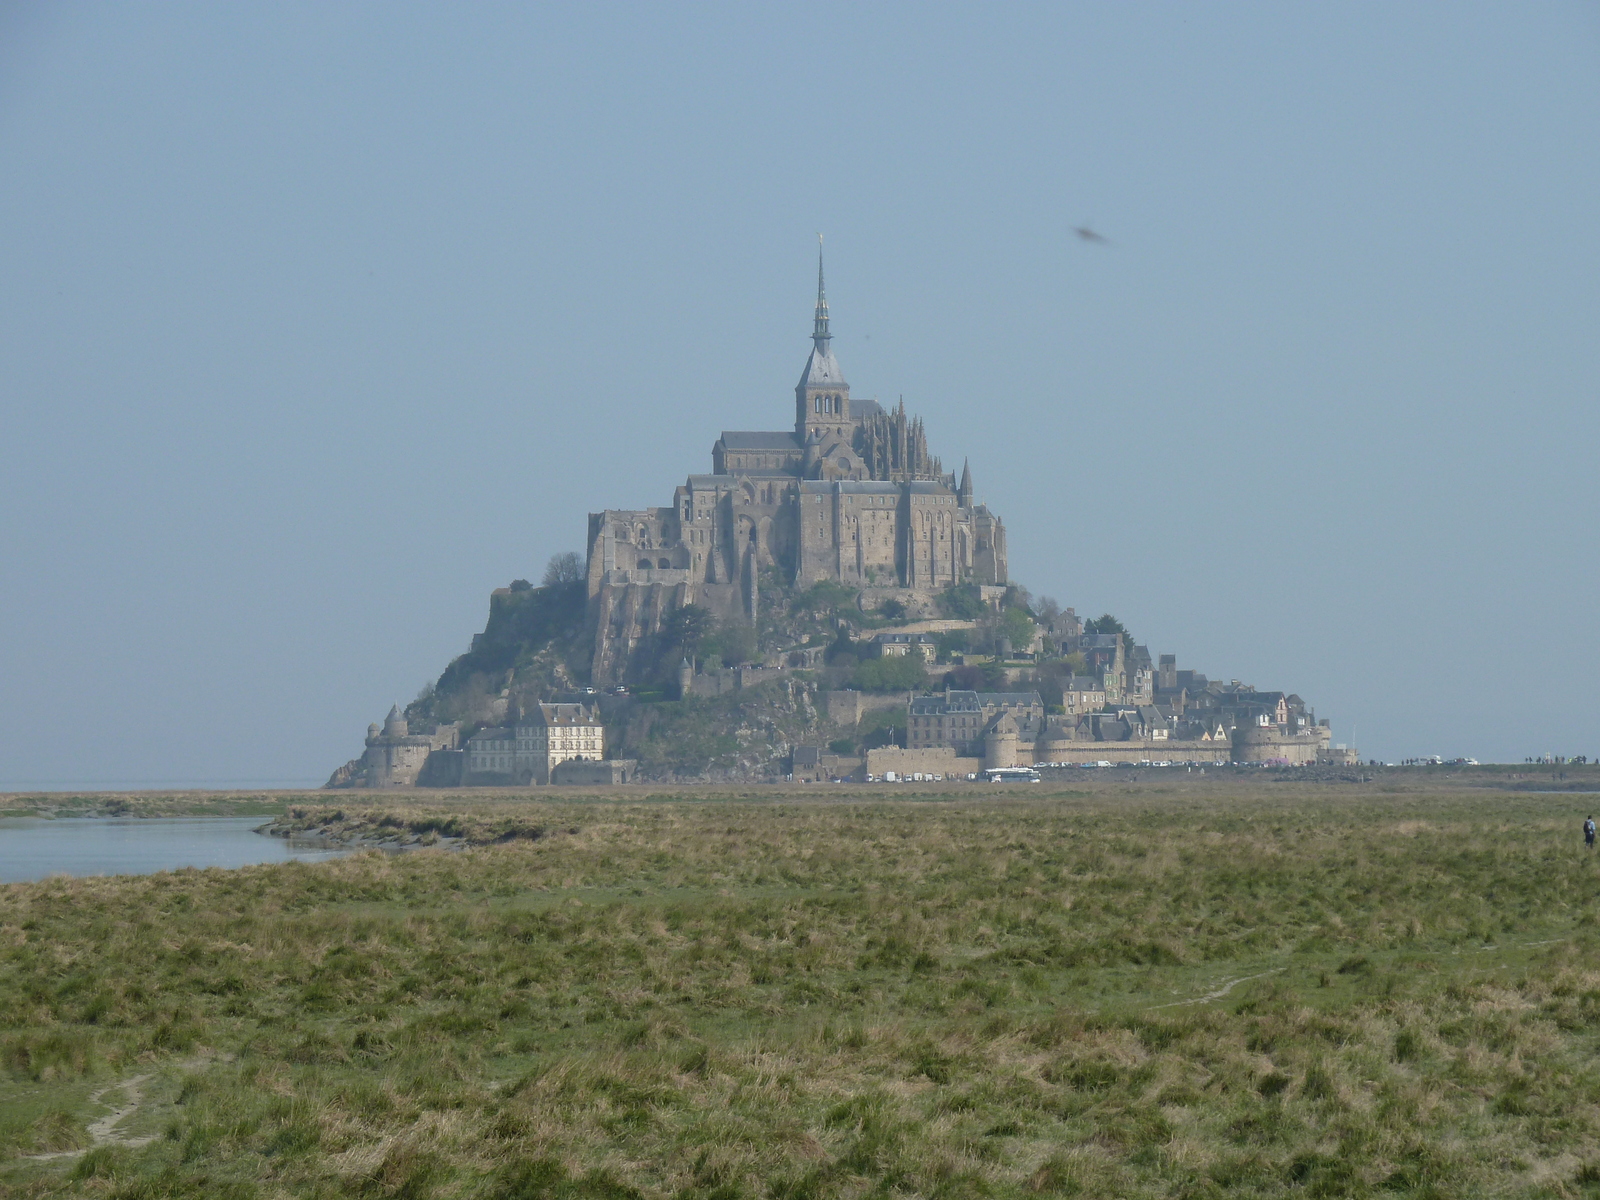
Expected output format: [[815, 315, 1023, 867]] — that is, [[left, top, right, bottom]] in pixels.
[[1146, 968, 1285, 1011], [24, 1056, 207, 1161]]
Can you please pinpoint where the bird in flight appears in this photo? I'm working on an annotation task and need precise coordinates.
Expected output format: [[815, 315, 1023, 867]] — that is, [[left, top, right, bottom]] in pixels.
[[1073, 224, 1111, 245]]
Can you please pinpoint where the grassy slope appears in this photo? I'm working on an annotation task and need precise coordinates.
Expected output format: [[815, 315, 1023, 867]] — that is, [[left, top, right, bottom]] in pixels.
[[4, 787, 1600, 1197]]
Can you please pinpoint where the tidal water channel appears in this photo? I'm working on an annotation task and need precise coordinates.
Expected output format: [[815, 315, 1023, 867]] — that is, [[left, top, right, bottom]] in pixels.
[[0, 816, 347, 883]]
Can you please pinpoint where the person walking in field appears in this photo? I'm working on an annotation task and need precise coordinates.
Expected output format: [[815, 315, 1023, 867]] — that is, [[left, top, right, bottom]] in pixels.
[[1585, 815, 1596, 850]]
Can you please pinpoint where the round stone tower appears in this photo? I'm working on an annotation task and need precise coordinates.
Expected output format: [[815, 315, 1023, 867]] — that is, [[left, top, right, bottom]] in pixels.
[[984, 713, 1020, 771], [382, 704, 408, 740]]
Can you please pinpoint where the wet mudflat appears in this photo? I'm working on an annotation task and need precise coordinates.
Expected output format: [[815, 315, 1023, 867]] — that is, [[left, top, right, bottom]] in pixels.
[[0, 816, 345, 883]]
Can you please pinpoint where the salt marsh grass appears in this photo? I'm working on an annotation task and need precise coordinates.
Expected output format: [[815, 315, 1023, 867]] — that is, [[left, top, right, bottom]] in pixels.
[[5, 788, 1600, 1197]]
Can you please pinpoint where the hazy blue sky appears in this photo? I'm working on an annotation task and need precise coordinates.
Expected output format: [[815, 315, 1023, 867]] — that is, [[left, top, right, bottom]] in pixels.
[[3, 2, 1598, 784]]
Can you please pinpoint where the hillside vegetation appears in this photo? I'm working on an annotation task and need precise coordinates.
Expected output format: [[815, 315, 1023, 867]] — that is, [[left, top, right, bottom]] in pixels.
[[6, 786, 1600, 1197], [397, 574, 931, 778]]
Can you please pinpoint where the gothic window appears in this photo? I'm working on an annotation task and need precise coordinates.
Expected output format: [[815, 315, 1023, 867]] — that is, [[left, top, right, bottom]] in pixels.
[[658, 558, 670, 570]]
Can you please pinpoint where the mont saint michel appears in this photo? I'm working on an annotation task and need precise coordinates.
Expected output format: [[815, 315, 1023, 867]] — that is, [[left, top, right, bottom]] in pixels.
[[585, 252, 1008, 684], [331, 255, 1342, 788]]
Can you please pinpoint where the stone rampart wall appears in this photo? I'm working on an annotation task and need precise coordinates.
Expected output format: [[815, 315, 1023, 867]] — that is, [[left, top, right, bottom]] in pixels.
[[866, 746, 983, 778], [1233, 726, 1330, 765], [551, 759, 638, 785], [1029, 740, 1231, 766], [824, 689, 910, 726]]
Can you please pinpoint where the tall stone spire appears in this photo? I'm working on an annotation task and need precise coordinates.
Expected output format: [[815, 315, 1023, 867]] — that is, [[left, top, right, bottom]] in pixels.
[[812, 234, 831, 347], [795, 234, 849, 440], [958, 458, 973, 505]]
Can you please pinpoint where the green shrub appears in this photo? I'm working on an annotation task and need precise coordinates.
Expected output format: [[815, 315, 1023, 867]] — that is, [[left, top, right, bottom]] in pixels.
[[936, 584, 986, 620], [852, 655, 928, 692]]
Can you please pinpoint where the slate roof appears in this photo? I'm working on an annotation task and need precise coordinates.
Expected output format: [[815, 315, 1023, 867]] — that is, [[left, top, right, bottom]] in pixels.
[[519, 702, 601, 728], [909, 690, 1044, 715], [798, 345, 847, 389], [912, 690, 981, 714], [799, 480, 901, 495], [717, 431, 802, 451], [975, 691, 1045, 707]]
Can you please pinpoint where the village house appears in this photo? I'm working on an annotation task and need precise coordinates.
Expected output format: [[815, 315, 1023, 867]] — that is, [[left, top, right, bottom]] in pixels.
[[869, 631, 938, 662]]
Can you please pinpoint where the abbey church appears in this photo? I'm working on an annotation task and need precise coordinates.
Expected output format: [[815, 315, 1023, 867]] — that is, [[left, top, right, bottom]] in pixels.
[[587, 252, 1008, 682]]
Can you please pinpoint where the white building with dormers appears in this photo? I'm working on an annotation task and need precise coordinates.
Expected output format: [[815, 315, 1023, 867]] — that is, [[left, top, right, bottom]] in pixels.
[[463, 702, 606, 785]]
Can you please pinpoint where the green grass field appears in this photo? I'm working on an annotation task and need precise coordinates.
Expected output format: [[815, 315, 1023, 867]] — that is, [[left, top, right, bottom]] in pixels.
[[5, 785, 1600, 1198]]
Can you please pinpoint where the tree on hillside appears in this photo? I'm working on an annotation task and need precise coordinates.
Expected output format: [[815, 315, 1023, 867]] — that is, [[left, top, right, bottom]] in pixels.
[[998, 606, 1036, 654], [943, 662, 1007, 691], [703, 619, 757, 667], [792, 580, 859, 617], [936, 584, 986, 620], [853, 655, 929, 693], [542, 551, 584, 586], [660, 604, 715, 657], [1003, 584, 1034, 615]]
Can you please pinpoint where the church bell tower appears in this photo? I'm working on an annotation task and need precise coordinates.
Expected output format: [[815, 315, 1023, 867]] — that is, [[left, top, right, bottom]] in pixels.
[[795, 237, 851, 443]]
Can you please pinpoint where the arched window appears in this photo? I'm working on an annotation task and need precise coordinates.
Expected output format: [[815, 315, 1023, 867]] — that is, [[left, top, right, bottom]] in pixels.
[[658, 558, 670, 570]]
